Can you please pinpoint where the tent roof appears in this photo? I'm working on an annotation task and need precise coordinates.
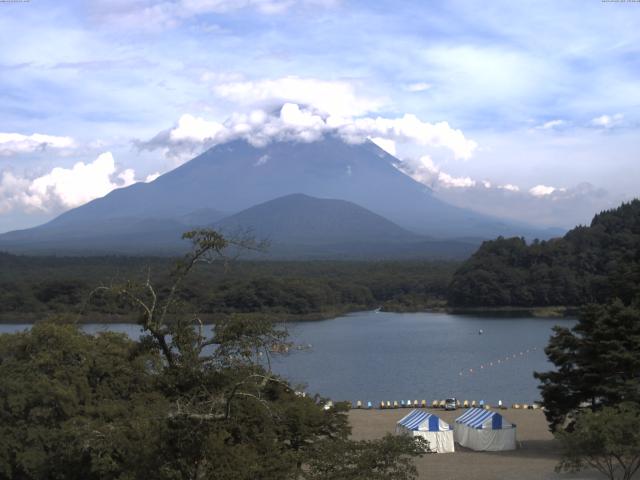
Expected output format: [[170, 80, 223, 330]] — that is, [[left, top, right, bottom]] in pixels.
[[455, 408, 514, 430], [397, 410, 451, 431]]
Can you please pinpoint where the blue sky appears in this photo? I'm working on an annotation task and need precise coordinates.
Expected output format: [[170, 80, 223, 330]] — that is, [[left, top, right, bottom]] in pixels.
[[1, 0, 639, 232]]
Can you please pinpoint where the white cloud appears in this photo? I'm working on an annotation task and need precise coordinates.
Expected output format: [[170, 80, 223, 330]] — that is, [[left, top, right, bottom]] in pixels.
[[280, 102, 325, 130], [370, 137, 396, 156], [437, 171, 476, 188], [0, 132, 75, 156], [538, 119, 566, 130], [0, 152, 145, 213], [169, 114, 226, 142], [405, 82, 432, 92], [340, 114, 478, 160], [117, 168, 136, 187], [212, 76, 384, 117], [402, 161, 523, 193], [145, 172, 161, 182], [139, 103, 478, 163], [398, 155, 477, 190], [529, 184, 557, 197], [0, 172, 30, 214], [434, 181, 616, 229], [499, 184, 520, 192], [591, 113, 624, 128]]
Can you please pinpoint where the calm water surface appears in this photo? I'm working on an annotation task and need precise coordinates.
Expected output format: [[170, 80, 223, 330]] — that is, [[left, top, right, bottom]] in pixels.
[[0, 311, 573, 405]]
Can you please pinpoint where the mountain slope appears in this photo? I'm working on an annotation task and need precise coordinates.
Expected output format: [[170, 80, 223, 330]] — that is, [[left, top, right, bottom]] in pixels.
[[0, 210, 227, 255], [38, 137, 550, 238], [211, 193, 478, 259], [215, 193, 419, 245], [0, 136, 558, 256]]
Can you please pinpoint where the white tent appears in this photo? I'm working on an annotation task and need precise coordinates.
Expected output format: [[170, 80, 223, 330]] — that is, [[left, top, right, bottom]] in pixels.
[[396, 409, 455, 453], [454, 408, 516, 451]]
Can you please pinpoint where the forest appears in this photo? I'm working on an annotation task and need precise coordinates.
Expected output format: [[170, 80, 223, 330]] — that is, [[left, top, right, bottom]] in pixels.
[[0, 254, 456, 322], [2, 200, 639, 320], [448, 200, 640, 308]]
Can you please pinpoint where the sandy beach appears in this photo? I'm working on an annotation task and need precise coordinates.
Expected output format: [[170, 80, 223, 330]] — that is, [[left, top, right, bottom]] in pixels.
[[349, 408, 609, 480]]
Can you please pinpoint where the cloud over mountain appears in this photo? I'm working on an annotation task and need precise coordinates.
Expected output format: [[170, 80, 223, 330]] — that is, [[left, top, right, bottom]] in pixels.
[[399, 155, 478, 189], [137, 103, 478, 164]]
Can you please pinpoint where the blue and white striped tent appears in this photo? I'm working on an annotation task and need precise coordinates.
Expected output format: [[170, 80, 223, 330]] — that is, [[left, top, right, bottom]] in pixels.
[[396, 410, 455, 453], [454, 408, 516, 451]]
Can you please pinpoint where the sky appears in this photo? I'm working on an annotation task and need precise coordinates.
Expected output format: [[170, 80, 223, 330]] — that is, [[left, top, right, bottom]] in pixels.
[[1, 0, 639, 233]]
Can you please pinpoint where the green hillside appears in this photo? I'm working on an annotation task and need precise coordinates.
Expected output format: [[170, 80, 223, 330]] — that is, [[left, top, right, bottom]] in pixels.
[[448, 200, 640, 307]]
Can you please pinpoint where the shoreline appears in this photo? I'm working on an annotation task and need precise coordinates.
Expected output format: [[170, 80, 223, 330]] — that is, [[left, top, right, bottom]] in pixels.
[[0, 305, 579, 325], [0, 308, 363, 325], [442, 305, 579, 318]]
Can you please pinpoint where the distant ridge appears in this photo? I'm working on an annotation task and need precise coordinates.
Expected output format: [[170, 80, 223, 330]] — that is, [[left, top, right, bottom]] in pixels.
[[215, 193, 419, 245], [212, 193, 477, 259]]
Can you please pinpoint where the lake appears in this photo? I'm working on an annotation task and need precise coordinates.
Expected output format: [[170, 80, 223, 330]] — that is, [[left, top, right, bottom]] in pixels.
[[0, 311, 573, 405]]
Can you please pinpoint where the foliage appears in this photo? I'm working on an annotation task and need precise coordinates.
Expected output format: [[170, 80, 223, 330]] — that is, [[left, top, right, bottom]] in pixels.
[[448, 200, 640, 307], [0, 322, 166, 480], [0, 253, 457, 320], [304, 434, 427, 480], [556, 403, 640, 480], [0, 230, 426, 479], [534, 301, 640, 432]]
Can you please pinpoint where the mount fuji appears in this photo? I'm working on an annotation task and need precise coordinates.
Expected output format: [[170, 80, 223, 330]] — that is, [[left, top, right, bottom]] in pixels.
[[0, 136, 559, 257]]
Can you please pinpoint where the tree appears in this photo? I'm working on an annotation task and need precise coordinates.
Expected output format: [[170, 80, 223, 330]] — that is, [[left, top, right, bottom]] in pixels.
[[304, 435, 428, 480], [448, 199, 640, 308], [89, 230, 349, 479], [0, 229, 427, 479], [556, 403, 640, 480], [0, 322, 166, 480], [534, 301, 640, 431]]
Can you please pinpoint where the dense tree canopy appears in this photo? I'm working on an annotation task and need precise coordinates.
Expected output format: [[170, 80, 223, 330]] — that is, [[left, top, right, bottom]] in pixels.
[[0, 230, 426, 480], [448, 200, 640, 307], [0, 322, 166, 480], [534, 301, 640, 432], [0, 254, 456, 321]]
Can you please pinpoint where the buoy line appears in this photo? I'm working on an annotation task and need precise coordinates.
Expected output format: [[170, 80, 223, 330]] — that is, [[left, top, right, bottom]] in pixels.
[[457, 347, 539, 377]]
